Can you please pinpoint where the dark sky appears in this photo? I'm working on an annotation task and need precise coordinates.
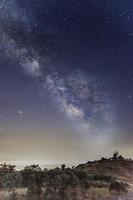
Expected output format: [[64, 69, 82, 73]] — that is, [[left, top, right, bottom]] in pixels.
[[0, 0, 133, 167]]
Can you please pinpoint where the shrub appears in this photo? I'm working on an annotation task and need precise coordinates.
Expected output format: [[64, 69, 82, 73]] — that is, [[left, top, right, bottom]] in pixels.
[[109, 181, 128, 193]]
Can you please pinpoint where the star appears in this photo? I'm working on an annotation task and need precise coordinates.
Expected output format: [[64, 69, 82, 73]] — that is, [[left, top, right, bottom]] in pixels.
[[18, 110, 23, 115]]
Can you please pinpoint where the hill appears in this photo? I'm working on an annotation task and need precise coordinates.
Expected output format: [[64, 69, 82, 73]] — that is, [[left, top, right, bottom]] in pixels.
[[76, 158, 133, 199], [0, 154, 133, 199]]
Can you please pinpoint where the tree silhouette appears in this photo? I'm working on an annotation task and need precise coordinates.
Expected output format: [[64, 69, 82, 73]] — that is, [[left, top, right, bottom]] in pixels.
[[0, 164, 18, 200], [113, 150, 119, 160], [21, 165, 43, 200]]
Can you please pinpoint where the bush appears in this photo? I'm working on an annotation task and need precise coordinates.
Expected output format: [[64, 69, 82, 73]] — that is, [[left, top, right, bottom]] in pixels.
[[109, 181, 128, 193]]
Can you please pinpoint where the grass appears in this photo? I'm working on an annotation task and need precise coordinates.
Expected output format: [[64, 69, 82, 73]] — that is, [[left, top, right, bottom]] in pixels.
[[0, 188, 27, 200]]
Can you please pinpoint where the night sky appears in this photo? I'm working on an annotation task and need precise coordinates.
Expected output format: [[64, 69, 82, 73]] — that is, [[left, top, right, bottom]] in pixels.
[[0, 0, 133, 168]]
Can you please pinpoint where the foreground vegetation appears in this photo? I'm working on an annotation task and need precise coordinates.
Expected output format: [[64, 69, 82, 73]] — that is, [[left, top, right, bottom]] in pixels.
[[0, 152, 133, 200]]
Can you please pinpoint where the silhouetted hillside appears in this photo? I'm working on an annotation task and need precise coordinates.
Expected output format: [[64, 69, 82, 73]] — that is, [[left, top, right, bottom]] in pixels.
[[0, 153, 133, 199]]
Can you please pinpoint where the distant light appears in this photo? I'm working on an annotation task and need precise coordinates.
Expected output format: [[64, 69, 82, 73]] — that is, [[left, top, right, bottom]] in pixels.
[[18, 110, 23, 115]]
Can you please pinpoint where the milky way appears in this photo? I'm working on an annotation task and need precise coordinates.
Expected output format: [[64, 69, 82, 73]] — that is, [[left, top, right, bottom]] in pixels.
[[0, 0, 115, 136]]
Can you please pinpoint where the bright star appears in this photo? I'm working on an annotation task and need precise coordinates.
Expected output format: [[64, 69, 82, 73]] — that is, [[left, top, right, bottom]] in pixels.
[[18, 110, 23, 115]]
